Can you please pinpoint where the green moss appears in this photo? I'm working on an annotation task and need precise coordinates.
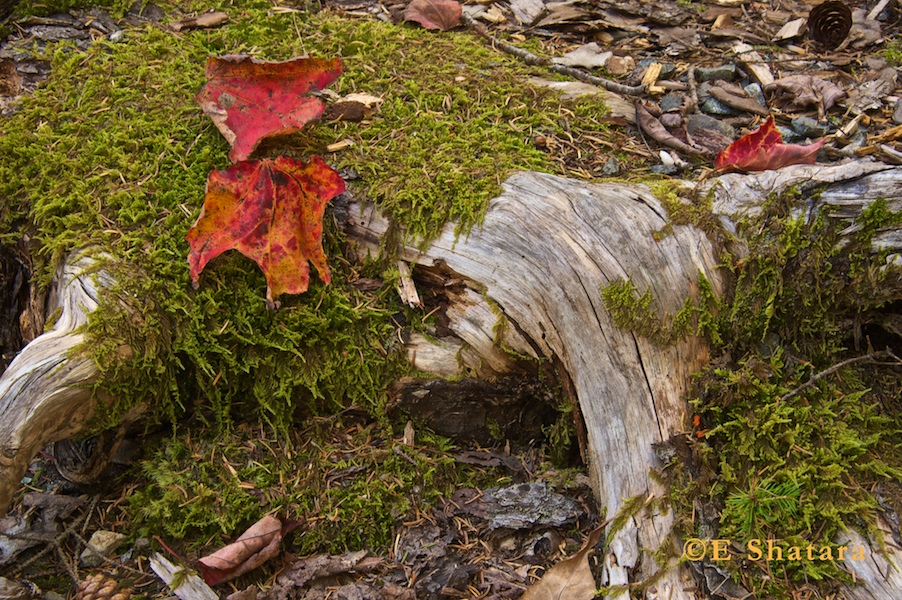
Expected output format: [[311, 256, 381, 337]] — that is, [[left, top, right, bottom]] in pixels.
[[626, 188, 902, 596], [128, 418, 506, 554], [0, 2, 617, 437]]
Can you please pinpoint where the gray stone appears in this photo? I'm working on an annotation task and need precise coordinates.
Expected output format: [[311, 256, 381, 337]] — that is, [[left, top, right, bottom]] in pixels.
[[700, 97, 737, 116], [79, 530, 126, 567], [791, 116, 828, 139], [601, 157, 620, 177], [687, 114, 736, 139], [694, 64, 737, 82], [650, 164, 680, 175], [743, 83, 766, 107], [659, 93, 685, 112]]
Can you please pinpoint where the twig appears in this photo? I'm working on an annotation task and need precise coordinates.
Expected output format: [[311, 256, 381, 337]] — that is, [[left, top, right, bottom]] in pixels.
[[778, 351, 899, 404], [462, 12, 646, 96]]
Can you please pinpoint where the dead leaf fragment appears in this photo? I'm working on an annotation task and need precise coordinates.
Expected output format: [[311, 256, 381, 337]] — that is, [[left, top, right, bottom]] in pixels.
[[636, 101, 706, 157], [197, 515, 302, 585], [715, 116, 824, 172], [708, 81, 769, 116], [196, 55, 342, 163], [765, 75, 846, 114], [551, 43, 612, 69], [402, 0, 462, 30], [186, 156, 346, 305], [170, 11, 229, 32], [521, 524, 604, 599]]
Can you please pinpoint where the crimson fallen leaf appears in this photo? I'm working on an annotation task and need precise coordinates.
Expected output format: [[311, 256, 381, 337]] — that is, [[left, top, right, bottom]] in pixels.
[[186, 156, 346, 306], [196, 55, 342, 163], [715, 117, 824, 172]]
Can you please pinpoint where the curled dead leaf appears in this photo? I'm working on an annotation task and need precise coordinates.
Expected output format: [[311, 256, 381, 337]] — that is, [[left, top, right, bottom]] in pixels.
[[402, 0, 462, 31], [765, 75, 846, 114], [197, 515, 303, 585], [521, 524, 605, 600]]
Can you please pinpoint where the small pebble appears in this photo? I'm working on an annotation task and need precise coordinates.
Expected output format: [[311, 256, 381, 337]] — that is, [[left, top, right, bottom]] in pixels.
[[777, 125, 803, 144], [80, 530, 126, 567], [659, 93, 684, 112], [743, 83, 766, 107], [687, 114, 736, 138], [650, 164, 679, 175], [791, 116, 828, 138], [108, 30, 124, 42], [694, 64, 737, 82], [700, 97, 737, 116], [601, 157, 620, 176]]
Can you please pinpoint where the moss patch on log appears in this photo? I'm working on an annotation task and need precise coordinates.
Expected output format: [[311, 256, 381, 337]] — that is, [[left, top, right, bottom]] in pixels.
[[605, 189, 902, 596], [0, 0, 613, 432]]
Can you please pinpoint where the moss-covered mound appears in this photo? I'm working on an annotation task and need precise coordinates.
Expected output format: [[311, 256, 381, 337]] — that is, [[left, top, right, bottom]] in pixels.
[[0, 0, 612, 432]]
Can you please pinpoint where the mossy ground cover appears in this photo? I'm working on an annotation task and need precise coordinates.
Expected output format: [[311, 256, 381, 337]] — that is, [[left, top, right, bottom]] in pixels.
[[0, 0, 611, 580], [605, 191, 902, 597]]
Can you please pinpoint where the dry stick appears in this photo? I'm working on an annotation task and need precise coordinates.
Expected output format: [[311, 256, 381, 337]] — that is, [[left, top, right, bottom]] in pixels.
[[461, 13, 646, 96], [778, 351, 899, 404]]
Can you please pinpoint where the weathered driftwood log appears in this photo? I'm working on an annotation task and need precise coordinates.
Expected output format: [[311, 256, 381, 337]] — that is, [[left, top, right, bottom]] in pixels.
[[0, 252, 107, 512], [2, 161, 902, 598], [348, 161, 902, 599], [347, 171, 723, 599]]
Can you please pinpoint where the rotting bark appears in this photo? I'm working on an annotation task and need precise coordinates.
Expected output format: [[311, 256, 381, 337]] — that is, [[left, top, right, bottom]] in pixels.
[[2, 162, 902, 598]]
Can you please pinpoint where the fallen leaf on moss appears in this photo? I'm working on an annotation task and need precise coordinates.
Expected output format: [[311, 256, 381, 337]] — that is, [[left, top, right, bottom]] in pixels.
[[402, 0, 462, 30], [196, 55, 342, 163], [186, 156, 346, 306], [521, 523, 604, 599], [197, 515, 303, 585], [715, 117, 824, 172]]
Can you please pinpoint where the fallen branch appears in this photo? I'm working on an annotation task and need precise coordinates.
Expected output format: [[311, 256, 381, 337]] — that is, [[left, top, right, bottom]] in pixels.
[[779, 350, 900, 404], [462, 12, 646, 96]]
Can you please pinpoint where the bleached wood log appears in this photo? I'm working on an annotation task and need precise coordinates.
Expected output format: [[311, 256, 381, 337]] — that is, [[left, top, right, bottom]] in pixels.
[[0, 252, 109, 514], [348, 171, 724, 599], [348, 161, 902, 599]]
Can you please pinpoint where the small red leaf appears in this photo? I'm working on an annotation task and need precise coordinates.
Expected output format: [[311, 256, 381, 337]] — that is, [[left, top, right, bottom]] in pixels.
[[714, 117, 824, 172], [186, 156, 345, 304], [402, 0, 462, 30], [196, 55, 342, 163]]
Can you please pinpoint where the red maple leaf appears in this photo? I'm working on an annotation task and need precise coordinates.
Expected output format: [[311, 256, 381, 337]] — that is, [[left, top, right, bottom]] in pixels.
[[714, 117, 824, 172], [196, 55, 342, 163], [402, 0, 462, 30], [186, 156, 346, 305]]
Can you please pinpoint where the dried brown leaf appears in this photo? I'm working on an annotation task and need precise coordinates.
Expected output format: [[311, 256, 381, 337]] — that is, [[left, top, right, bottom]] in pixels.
[[521, 524, 604, 600], [708, 82, 769, 116], [197, 515, 299, 585], [635, 101, 706, 157], [402, 0, 462, 31], [765, 75, 846, 113]]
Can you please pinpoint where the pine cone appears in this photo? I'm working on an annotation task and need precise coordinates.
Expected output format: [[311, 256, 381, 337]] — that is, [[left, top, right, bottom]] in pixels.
[[808, 1, 853, 49], [74, 574, 131, 600]]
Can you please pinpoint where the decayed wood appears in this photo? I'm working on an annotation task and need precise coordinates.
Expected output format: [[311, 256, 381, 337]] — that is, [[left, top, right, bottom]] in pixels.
[[347, 171, 724, 599], [0, 252, 109, 514], [348, 162, 902, 599]]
